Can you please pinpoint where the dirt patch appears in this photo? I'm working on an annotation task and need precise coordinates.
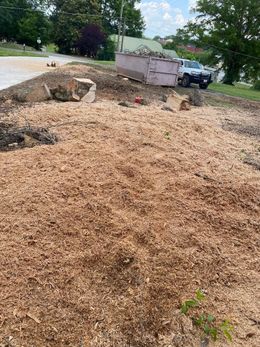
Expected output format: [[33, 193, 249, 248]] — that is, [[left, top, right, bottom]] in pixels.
[[0, 65, 163, 104], [244, 154, 260, 171], [222, 114, 260, 139], [203, 89, 260, 111], [1, 64, 258, 112]]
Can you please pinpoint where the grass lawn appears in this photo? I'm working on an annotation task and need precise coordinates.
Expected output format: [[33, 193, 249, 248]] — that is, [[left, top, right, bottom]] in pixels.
[[68, 60, 115, 70], [0, 42, 36, 51], [46, 43, 58, 53], [0, 48, 48, 57], [93, 60, 115, 66], [208, 82, 260, 102]]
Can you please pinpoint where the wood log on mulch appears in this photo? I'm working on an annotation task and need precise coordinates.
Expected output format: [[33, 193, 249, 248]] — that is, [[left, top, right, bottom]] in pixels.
[[0, 122, 57, 151]]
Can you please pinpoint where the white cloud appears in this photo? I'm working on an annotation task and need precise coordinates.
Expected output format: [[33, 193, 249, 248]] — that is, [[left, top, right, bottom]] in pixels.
[[175, 13, 186, 26], [188, 0, 197, 11], [173, 8, 182, 14], [160, 1, 171, 11], [163, 12, 173, 21], [138, 1, 189, 37]]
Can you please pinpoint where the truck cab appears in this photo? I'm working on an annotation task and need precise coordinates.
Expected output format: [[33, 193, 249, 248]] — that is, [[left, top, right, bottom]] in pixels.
[[176, 58, 212, 89]]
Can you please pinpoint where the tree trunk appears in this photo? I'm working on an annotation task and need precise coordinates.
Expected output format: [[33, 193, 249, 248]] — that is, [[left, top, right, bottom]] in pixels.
[[223, 56, 241, 85]]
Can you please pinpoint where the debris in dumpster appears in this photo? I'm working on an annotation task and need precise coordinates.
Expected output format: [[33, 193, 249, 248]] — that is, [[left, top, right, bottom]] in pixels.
[[132, 45, 174, 60]]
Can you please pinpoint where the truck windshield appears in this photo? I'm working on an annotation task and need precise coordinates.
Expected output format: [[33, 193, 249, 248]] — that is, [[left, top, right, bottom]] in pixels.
[[184, 61, 201, 69]]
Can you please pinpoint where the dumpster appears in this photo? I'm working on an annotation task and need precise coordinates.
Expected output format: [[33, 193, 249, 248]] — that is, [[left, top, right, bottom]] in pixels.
[[115, 52, 180, 87]]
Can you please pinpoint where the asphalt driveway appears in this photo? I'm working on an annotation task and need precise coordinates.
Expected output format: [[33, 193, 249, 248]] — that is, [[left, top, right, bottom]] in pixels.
[[0, 54, 90, 90]]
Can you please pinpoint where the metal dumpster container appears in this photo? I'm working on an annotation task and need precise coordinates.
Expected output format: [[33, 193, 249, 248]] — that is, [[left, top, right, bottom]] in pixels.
[[116, 52, 180, 87]]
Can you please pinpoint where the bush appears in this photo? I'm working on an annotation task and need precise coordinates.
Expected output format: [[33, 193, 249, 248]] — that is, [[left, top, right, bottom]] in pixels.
[[97, 38, 115, 61], [252, 80, 260, 90], [76, 24, 106, 57]]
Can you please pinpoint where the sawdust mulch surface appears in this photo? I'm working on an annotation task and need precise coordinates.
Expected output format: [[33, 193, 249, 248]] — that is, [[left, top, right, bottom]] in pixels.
[[0, 99, 259, 347]]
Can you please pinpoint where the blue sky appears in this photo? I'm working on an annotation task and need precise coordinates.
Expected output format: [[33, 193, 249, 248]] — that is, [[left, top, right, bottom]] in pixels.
[[137, 1, 197, 38]]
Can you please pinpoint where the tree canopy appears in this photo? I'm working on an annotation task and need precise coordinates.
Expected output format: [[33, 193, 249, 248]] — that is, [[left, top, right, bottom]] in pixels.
[[50, 0, 101, 53], [51, 0, 144, 53], [100, 0, 144, 38], [76, 23, 106, 57], [0, 0, 144, 53], [0, 0, 51, 47], [180, 0, 260, 84]]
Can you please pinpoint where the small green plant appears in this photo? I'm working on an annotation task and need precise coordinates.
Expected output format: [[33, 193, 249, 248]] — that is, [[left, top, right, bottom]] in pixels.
[[181, 290, 234, 343], [164, 131, 171, 140], [181, 289, 205, 314], [220, 320, 234, 342]]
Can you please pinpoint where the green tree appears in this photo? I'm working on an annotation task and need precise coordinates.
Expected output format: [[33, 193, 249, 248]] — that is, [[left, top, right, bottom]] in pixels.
[[97, 37, 115, 60], [51, 0, 101, 53], [153, 35, 160, 41], [98, 1, 144, 58], [100, 0, 144, 37], [17, 11, 51, 48], [164, 38, 215, 66], [0, 0, 51, 46], [76, 23, 105, 57], [51, 0, 144, 53], [0, 0, 30, 40], [180, 0, 260, 84]]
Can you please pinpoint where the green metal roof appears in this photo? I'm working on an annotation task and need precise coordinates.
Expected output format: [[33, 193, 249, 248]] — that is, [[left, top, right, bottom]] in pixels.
[[163, 49, 179, 58], [111, 34, 164, 53]]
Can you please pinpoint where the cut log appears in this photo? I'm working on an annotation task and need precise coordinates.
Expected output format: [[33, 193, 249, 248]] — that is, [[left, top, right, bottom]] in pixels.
[[166, 91, 191, 111], [73, 78, 96, 103], [49, 78, 96, 103], [14, 84, 52, 103]]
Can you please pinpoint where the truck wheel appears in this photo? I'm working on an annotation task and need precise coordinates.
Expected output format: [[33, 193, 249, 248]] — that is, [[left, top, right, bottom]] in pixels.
[[199, 83, 208, 89], [182, 75, 190, 87]]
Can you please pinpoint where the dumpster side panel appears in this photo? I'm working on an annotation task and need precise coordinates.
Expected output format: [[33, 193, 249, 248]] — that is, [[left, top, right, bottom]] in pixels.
[[146, 58, 179, 86], [147, 72, 178, 86], [116, 53, 180, 86], [116, 53, 149, 82]]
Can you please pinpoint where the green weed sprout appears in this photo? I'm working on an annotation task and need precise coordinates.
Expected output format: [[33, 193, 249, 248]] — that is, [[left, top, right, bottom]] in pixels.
[[181, 289, 233, 343]]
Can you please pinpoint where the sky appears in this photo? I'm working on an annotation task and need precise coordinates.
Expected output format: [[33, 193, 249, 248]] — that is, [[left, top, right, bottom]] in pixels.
[[137, 0, 197, 38]]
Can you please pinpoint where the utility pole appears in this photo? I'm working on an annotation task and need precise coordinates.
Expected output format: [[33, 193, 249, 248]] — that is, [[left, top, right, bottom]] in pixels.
[[117, 0, 125, 52], [120, 18, 126, 52]]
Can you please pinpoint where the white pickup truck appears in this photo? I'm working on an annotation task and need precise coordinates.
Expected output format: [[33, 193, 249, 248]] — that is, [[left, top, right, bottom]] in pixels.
[[175, 58, 212, 89]]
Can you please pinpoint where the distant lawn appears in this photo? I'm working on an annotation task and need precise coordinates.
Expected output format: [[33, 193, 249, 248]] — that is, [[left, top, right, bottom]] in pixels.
[[0, 42, 36, 51], [68, 60, 115, 70], [208, 82, 260, 102], [93, 60, 115, 66], [0, 48, 48, 57]]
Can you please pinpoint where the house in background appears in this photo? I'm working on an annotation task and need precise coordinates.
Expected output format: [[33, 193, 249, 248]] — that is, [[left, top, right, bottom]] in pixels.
[[158, 37, 173, 46], [182, 44, 204, 53], [110, 34, 178, 59]]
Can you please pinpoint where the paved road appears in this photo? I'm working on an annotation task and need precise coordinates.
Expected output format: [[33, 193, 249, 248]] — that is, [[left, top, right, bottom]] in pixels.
[[0, 54, 90, 90]]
